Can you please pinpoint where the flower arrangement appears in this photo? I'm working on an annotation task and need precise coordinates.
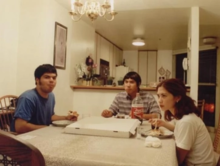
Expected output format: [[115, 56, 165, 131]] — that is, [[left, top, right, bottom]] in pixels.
[[75, 63, 87, 81], [75, 55, 100, 83]]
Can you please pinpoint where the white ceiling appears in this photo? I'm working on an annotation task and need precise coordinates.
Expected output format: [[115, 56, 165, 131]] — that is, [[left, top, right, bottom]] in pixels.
[[55, 0, 220, 50]]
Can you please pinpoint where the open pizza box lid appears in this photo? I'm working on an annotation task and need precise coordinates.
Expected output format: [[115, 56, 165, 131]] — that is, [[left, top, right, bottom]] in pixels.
[[64, 116, 140, 138]]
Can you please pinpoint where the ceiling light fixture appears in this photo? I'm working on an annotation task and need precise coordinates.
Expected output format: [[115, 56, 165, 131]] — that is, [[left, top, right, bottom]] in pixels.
[[132, 38, 145, 46], [70, 0, 117, 22], [202, 36, 217, 45]]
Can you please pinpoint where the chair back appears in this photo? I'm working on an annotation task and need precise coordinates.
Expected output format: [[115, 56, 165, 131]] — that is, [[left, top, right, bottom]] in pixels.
[[197, 99, 205, 120], [0, 95, 18, 131], [0, 130, 45, 166], [214, 113, 220, 153], [214, 111, 220, 166]]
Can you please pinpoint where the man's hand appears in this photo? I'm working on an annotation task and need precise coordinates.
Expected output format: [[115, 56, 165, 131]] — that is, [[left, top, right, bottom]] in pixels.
[[101, 110, 113, 118], [67, 111, 79, 121]]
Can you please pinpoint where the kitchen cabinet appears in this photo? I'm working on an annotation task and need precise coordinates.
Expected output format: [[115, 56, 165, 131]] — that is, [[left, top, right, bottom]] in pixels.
[[138, 51, 157, 85]]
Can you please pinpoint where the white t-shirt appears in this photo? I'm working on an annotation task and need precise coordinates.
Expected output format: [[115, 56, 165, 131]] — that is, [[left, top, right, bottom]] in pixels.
[[174, 113, 215, 166]]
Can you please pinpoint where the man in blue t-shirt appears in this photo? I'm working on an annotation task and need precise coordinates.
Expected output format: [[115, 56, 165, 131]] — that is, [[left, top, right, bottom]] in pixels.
[[11, 64, 78, 134]]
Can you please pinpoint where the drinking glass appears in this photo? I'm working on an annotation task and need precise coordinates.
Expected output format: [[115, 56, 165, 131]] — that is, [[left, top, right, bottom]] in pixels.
[[136, 126, 144, 139], [79, 113, 91, 120], [151, 113, 160, 130]]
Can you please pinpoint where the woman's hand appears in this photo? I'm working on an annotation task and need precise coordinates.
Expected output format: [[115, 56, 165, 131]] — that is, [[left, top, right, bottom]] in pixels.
[[149, 118, 175, 131], [101, 110, 113, 118], [149, 119, 165, 127], [67, 111, 79, 121]]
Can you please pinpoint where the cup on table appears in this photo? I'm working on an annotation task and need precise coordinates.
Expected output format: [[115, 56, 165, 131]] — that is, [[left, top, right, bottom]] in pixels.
[[151, 113, 160, 130], [136, 126, 144, 139], [79, 113, 91, 120]]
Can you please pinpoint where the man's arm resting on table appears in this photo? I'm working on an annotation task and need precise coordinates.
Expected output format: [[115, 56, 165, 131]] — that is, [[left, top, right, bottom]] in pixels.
[[51, 114, 67, 121], [51, 114, 78, 121], [15, 118, 46, 134]]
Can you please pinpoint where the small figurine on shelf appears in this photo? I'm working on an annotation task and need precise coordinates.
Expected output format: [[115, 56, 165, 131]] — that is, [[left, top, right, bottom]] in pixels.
[[85, 55, 100, 84], [85, 55, 94, 66], [122, 59, 126, 66]]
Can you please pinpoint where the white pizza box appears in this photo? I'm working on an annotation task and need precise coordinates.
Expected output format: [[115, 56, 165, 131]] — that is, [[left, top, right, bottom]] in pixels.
[[64, 116, 141, 138]]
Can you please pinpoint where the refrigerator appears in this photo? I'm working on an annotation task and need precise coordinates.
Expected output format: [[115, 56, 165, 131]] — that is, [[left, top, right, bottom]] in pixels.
[[115, 66, 132, 86]]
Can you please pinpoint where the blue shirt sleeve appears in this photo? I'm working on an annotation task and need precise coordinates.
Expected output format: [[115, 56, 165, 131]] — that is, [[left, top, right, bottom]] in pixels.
[[14, 96, 35, 121]]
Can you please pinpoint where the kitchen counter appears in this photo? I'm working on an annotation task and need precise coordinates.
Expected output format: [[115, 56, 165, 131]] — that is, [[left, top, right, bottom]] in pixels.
[[70, 85, 157, 91], [70, 85, 190, 116], [70, 85, 190, 92]]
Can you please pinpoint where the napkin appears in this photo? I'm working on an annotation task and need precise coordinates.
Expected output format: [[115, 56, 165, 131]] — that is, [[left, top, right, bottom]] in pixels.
[[144, 136, 162, 148]]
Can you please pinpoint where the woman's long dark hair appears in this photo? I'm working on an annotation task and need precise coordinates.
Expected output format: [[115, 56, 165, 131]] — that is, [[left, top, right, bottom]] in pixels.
[[156, 79, 200, 121]]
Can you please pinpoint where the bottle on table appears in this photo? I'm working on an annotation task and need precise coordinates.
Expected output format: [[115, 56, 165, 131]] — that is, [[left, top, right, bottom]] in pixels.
[[131, 93, 144, 119]]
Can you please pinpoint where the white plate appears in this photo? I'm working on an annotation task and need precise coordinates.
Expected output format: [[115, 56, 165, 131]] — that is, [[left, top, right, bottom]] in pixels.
[[141, 129, 173, 138], [52, 120, 74, 127]]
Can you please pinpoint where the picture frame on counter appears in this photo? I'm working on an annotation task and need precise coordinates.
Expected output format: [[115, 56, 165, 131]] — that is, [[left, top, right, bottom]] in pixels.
[[53, 22, 68, 69]]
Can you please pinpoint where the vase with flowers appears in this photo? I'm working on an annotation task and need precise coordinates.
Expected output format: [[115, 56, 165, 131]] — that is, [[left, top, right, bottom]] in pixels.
[[75, 55, 100, 86], [85, 55, 100, 85], [75, 63, 87, 85]]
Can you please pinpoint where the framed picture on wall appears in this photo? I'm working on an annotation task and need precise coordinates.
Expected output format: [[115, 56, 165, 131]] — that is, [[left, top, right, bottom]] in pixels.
[[53, 22, 68, 69]]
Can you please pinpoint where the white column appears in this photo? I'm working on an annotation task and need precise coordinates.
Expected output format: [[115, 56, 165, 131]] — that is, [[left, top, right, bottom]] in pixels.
[[188, 7, 199, 101]]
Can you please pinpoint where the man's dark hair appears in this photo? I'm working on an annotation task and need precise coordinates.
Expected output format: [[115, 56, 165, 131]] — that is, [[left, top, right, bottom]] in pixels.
[[123, 71, 142, 91], [34, 64, 57, 85]]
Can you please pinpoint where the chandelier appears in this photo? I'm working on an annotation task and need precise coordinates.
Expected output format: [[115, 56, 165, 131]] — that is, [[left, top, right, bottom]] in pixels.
[[70, 0, 117, 22]]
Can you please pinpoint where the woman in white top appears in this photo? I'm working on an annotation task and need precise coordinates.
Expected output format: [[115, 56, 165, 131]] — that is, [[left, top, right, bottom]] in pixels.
[[153, 78, 215, 166]]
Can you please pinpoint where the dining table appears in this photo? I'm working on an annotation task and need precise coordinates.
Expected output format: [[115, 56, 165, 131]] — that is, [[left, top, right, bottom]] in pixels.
[[17, 120, 178, 166]]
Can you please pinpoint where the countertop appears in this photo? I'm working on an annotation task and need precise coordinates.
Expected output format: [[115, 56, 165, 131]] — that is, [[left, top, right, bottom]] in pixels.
[[70, 85, 157, 91]]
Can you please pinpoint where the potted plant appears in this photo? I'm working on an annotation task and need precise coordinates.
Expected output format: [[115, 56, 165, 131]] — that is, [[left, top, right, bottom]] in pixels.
[[117, 77, 124, 86], [106, 76, 114, 85]]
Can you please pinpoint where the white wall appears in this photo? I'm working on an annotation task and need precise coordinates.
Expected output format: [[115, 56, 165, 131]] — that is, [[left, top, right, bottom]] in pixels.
[[188, 7, 199, 101], [73, 90, 119, 115], [123, 50, 173, 83], [123, 50, 138, 71], [0, 0, 96, 116], [70, 21, 96, 86], [0, 0, 20, 96], [157, 50, 173, 82], [15, 0, 76, 115]]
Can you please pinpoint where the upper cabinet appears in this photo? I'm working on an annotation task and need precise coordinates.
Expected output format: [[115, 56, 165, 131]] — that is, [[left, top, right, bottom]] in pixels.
[[96, 33, 122, 77], [138, 51, 157, 85]]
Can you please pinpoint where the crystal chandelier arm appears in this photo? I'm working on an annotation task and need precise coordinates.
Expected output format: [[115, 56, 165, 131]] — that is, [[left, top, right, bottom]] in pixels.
[[104, 11, 117, 21], [70, 11, 83, 22], [75, 1, 87, 15], [98, 3, 107, 17]]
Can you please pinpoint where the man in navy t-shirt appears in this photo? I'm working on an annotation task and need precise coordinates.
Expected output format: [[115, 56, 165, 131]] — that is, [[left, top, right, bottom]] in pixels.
[[11, 64, 78, 133]]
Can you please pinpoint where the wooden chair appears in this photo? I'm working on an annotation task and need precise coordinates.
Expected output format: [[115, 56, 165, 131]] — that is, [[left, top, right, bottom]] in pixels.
[[213, 109, 220, 166], [0, 130, 45, 166], [0, 95, 18, 132], [197, 99, 205, 120]]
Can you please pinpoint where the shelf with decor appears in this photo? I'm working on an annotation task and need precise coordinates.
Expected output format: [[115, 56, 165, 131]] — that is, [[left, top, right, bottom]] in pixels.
[[70, 85, 190, 92], [70, 85, 157, 91]]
